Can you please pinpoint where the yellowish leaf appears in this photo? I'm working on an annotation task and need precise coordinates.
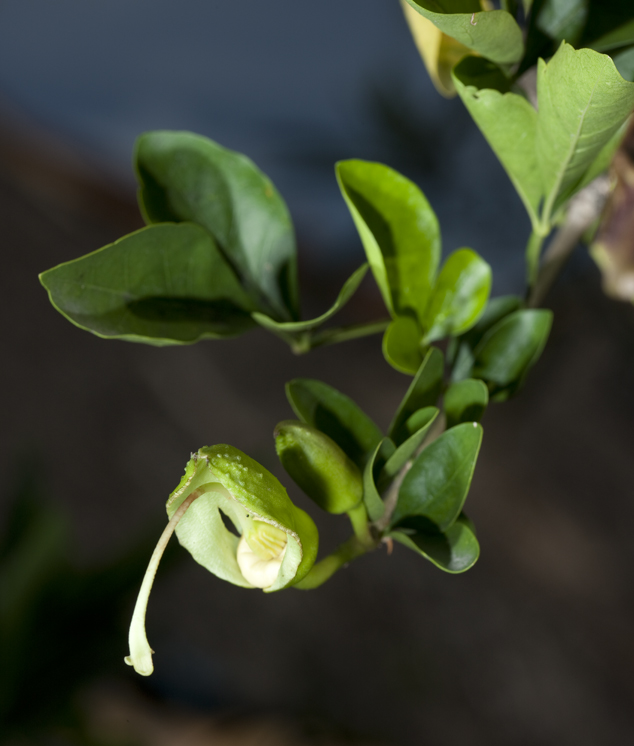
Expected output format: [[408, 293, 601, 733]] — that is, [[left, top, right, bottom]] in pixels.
[[401, 0, 472, 97]]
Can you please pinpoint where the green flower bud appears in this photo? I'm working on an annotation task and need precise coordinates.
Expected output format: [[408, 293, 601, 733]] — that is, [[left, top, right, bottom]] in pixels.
[[275, 420, 363, 514], [125, 445, 319, 677]]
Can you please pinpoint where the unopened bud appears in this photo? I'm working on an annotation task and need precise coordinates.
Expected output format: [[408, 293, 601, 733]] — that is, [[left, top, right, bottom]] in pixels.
[[275, 420, 363, 514]]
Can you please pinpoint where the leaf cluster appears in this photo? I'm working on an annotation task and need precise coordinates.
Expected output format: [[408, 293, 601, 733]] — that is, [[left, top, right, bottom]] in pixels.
[[38, 0, 621, 626], [402, 0, 634, 283], [277, 356, 483, 575], [40, 131, 514, 380]]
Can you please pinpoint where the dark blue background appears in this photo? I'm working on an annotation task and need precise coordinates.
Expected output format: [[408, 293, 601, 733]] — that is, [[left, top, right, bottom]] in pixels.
[[0, 0, 529, 288]]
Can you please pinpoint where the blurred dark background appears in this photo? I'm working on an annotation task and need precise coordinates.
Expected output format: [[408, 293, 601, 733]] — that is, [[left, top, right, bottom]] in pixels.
[[2, 2, 634, 745]]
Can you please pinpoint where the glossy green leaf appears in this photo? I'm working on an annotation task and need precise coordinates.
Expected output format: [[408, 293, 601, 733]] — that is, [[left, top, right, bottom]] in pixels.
[[389, 347, 445, 445], [536, 43, 634, 220], [472, 309, 553, 397], [422, 248, 492, 343], [252, 263, 368, 335], [403, 0, 525, 66], [467, 294, 524, 340], [363, 439, 394, 521], [40, 223, 256, 346], [135, 131, 299, 321], [377, 407, 439, 491], [405, 406, 440, 437], [336, 160, 440, 319], [449, 294, 523, 381], [536, 0, 588, 45], [390, 513, 479, 573], [391, 422, 483, 531], [275, 421, 363, 514], [382, 317, 424, 375], [444, 379, 488, 428], [286, 379, 383, 469], [453, 57, 542, 228]]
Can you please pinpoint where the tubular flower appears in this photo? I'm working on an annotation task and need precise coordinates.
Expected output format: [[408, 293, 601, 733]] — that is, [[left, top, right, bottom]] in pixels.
[[125, 445, 319, 676]]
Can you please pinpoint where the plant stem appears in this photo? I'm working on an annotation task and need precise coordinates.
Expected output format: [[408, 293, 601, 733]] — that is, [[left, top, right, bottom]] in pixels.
[[294, 409, 450, 589], [347, 502, 375, 548], [294, 503, 378, 589], [125, 491, 200, 676], [293, 535, 369, 589], [525, 230, 545, 289], [528, 176, 611, 308], [302, 319, 390, 352], [373, 461, 412, 534], [373, 411, 446, 533]]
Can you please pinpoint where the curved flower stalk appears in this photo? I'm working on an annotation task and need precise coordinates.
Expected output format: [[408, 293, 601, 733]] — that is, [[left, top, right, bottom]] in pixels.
[[125, 445, 319, 676]]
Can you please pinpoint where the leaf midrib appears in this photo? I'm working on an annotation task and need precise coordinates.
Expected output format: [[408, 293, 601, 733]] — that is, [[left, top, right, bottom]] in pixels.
[[398, 439, 476, 528], [540, 61, 604, 226]]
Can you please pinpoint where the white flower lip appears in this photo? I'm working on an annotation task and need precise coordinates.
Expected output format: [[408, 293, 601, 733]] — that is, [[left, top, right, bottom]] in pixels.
[[237, 534, 287, 588]]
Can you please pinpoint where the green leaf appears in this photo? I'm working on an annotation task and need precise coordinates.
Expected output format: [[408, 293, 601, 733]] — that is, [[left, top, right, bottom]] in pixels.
[[403, 0, 525, 66], [472, 309, 553, 397], [613, 46, 634, 82], [252, 263, 368, 336], [589, 18, 634, 53], [135, 131, 299, 321], [449, 294, 523, 380], [401, 0, 473, 97], [377, 407, 439, 491], [453, 57, 542, 228], [389, 347, 445, 445], [452, 54, 513, 92], [391, 422, 483, 531], [536, 0, 589, 46], [576, 118, 629, 191], [444, 379, 488, 428], [405, 406, 440, 436], [468, 294, 524, 338], [456, 46, 634, 232], [382, 316, 424, 375], [286, 379, 383, 469], [421, 248, 492, 343], [363, 439, 395, 521], [536, 43, 634, 221], [275, 421, 363, 514], [336, 160, 440, 319], [40, 223, 256, 346], [390, 513, 479, 573]]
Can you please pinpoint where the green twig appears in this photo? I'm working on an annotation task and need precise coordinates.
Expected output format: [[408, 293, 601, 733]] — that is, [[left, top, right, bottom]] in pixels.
[[528, 176, 611, 308], [293, 535, 369, 589], [294, 503, 377, 589], [525, 230, 545, 289], [346, 502, 375, 548], [300, 319, 390, 352], [374, 412, 446, 533]]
